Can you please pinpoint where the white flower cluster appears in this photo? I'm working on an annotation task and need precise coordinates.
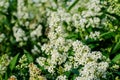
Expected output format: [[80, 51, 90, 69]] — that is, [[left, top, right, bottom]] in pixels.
[[31, 42, 41, 55], [0, 0, 9, 12], [0, 33, 5, 43], [85, 31, 100, 40], [36, 2, 109, 78], [35, 0, 110, 79], [30, 25, 42, 40], [47, 0, 102, 41], [28, 63, 46, 80], [72, 0, 101, 31], [12, 26, 27, 42], [75, 62, 109, 80], [11, 0, 48, 44], [0, 54, 11, 75], [56, 75, 67, 80], [37, 36, 109, 79], [16, 54, 28, 69], [107, 0, 120, 16], [16, 0, 52, 26], [8, 75, 17, 80]]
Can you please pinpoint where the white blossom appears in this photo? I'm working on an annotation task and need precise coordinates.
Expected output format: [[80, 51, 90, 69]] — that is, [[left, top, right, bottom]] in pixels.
[[31, 45, 40, 54], [30, 25, 42, 40], [56, 75, 67, 80], [0, 33, 5, 42], [36, 57, 46, 66], [13, 26, 27, 42]]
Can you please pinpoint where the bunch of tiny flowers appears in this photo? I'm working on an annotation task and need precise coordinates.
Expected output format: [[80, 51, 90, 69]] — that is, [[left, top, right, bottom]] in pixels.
[[37, 35, 109, 79], [8, 75, 17, 80], [28, 63, 46, 80], [0, 0, 9, 12], [46, 0, 103, 41], [0, 54, 11, 76], [16, 54, 28, 69], [36, 2, 110, 78]]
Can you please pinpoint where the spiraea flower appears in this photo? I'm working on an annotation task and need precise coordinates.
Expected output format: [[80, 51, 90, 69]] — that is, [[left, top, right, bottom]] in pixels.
[[0, 33, 5, 43], [56, 75, 67, 80], [8, 75, 17, 80], [12, 26, 27, 42], [0, 54, 11, 75], [29, 63, 46, 80]]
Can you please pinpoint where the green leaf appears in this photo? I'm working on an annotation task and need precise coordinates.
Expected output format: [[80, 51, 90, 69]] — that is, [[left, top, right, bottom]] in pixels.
[[115, 71, 120, 75], [5, 72, 8, 80], [88, 44, 99, 49], [71, 69, 79, 75], [9, 53, 19, 71], [9, 0, 17, 12], [111, 39, 120, 54], [115, 34, 120, 42], [65, 33, 78, 40], [67, 0, 79, 11], [24, 50, 33, 63], [64, 71, 71, 77], [0, 75, 3, 80], [112, 53, 120, 63], [100, 31, 115, 39]]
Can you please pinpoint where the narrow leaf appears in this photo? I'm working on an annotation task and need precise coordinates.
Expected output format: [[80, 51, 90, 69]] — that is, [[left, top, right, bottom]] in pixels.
[[65, 33, 78, 40], [100, 31, 115, 39], [111, 39, 120, 54], [67, 0, 79, 11], [112, 54, 120, 63], [9, 53, 19, 71]]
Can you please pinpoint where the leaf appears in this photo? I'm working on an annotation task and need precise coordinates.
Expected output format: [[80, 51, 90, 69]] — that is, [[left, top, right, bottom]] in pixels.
[[100, 31, 115, 39], [64, 71, 71, 77], [5, 72, 8, 80], [9, 53, 19, 71], [115, 71, 120, 75], [88, 44, 99, 50], [112, 54, 120, 63], [71, 69, 79, 75], [9, 0, 17, 12], [111, 39, 120, 54], [115, 34, 120, 42], [24, 50, 33, 63], [67, 0, 79, 11], [0, 75, 3, 80], [65, 33, 78, 40]]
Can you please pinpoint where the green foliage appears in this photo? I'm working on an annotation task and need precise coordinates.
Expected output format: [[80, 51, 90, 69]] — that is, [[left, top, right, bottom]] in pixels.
[[111, 39, 120, 54], [100, 31, 116, 39], [9, 53, 19, 71], [112, 54, 120, 64]]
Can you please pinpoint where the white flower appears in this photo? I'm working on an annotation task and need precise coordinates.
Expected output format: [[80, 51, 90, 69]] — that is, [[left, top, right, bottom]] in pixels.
[[0, 0, 9, 12], [0, 54, 11, 75], [0, 33, 5, 42], [56, 75, 67, 80], [78, 61, 109, 80], [8, 75, 17, 80], [47, 65, 55, 73], [36, 57, 46, 66], [13, 26, 27, 42], [64, 62, 72, 71], [30, 25, 42, 40], [31, 45, 40, 54], [89, 31, 100, 40]]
